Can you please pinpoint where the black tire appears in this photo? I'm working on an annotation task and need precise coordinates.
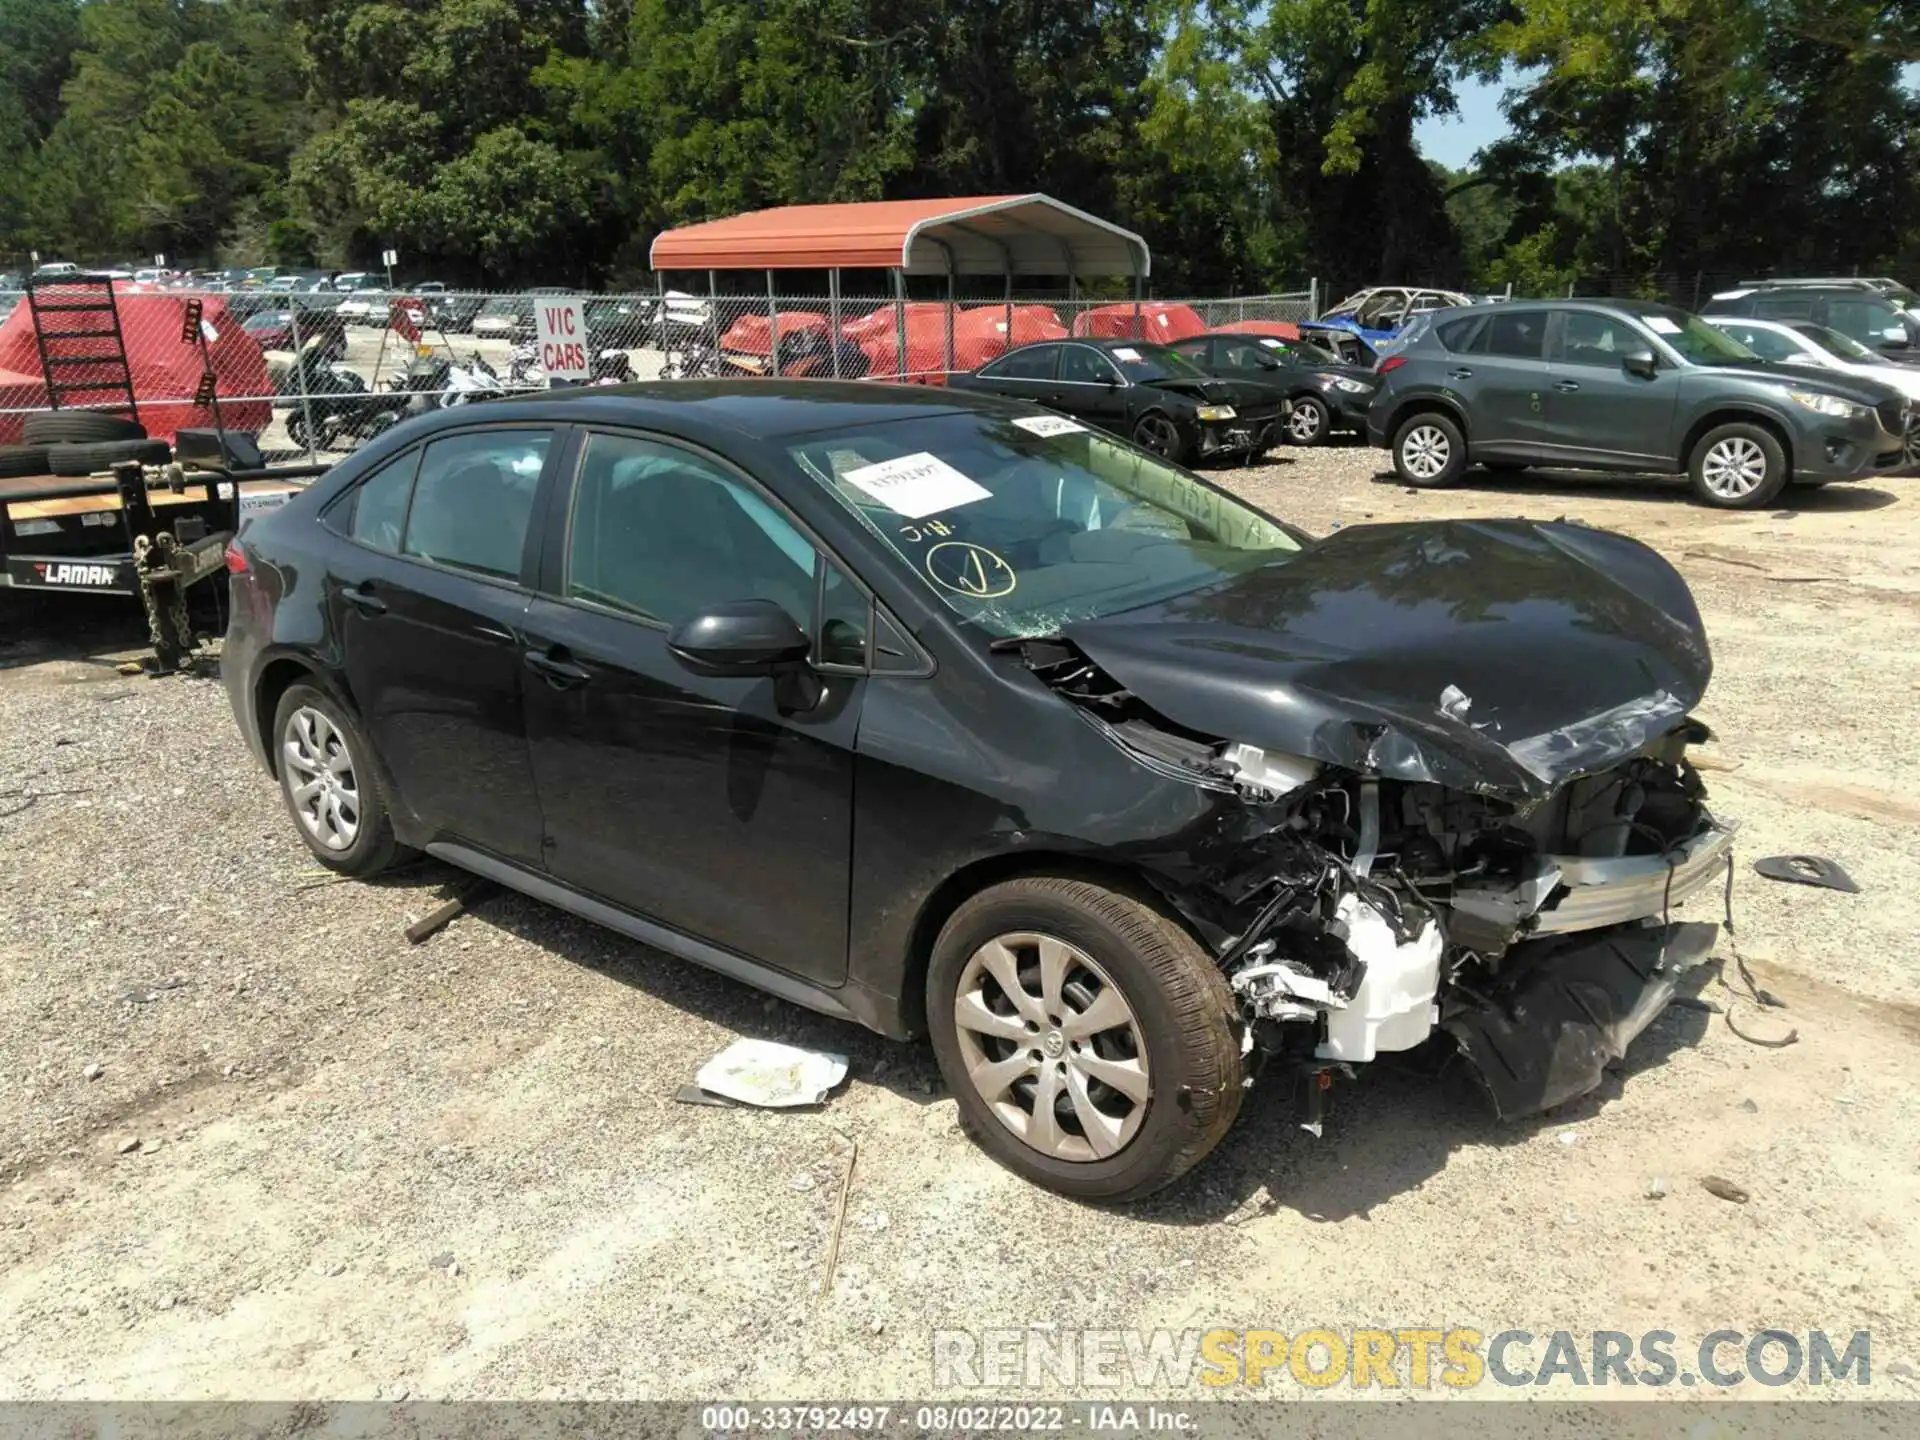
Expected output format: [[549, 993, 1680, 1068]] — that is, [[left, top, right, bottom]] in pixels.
[[927, 875, 1244, 1203], [1392, 410, 1468, 488], [0, 444, 52, 479], [1132, 411, 1188, 463], [271, 682, 404, 877], [23, 411, 146, 446], [1285, 394, 1330, 446], [1687, 421, 1789, 509], [46, 439, 171, 477]]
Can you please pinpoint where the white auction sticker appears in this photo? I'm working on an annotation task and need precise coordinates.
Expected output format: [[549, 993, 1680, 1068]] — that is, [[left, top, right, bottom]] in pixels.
[[1113, 346, 1143, 361], [1011, 415, 1087, 437], [1156, 312, 1171, 327], [841, 452, 991, 519], [1259, 337, 1285, 348], [1644, 316, 1681, 334]]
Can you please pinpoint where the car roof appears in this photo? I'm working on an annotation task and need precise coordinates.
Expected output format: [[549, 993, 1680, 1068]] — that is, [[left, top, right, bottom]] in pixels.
[[487, 379, 1031, 442]]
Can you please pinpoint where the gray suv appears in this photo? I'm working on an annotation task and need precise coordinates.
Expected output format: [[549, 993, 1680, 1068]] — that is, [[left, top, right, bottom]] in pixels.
[[1366, 299, 1914, 508]]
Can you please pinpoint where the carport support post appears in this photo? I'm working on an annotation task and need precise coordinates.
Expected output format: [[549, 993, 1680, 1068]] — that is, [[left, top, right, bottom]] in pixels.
[[1003, 271, 1012, 349], [944, 265, 955, 377], [287, 306, 319, 463], [829, 269, 842, 379], [1131, 274, 1143, 340], [892, 268, 907, 381], [767, 272, 780, 378], [709, 270, 722, 372]]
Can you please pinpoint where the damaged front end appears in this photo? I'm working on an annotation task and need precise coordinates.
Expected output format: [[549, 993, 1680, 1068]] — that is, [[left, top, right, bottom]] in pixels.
[[1017, 627, 1732, 1125]]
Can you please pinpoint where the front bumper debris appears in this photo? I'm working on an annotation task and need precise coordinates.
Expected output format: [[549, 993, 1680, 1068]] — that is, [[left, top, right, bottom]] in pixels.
[[1533, 823, 1735, 934], [1443, 920, 1718, 1118]]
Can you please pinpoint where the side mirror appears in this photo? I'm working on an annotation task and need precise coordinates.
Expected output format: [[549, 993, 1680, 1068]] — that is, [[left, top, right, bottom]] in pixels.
[[1623, 349, 1659, 379], [667, 599, 811, 676]]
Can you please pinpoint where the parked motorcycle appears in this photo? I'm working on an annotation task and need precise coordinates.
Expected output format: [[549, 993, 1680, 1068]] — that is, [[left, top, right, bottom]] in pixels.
[[279, 351, 412, 451]]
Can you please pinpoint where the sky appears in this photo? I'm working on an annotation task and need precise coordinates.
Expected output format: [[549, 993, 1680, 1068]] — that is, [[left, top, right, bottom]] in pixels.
[[1415, 63, 1920, 172]]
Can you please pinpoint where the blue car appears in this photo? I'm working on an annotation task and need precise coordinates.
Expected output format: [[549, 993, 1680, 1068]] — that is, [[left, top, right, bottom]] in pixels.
[[1309, 287, 1476, 364]]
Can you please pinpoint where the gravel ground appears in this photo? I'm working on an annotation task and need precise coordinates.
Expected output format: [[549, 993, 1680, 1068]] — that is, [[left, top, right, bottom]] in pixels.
[[2, 441, 1918, 1403]]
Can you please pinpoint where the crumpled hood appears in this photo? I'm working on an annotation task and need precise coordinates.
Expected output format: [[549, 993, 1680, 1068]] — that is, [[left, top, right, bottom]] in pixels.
[[1149, 376, 1276, 409], [1059, 518, 1712, 800]]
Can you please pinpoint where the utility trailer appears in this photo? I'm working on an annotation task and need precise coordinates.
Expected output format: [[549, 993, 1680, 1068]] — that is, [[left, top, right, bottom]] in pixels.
[[1, 434, 324, 671], [2, 272, 321, 670]]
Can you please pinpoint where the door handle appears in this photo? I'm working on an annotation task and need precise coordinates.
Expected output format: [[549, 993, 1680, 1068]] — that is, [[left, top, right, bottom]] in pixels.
[[524, 647, 591, 688], [340, 584, 387, 615], [1554, 380, 1581, 393], [1447, 367, 1473, 380]]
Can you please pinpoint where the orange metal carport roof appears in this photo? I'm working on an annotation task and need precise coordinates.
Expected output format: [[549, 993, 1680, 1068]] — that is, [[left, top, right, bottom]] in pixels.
[[649, 195, 1151, 278]]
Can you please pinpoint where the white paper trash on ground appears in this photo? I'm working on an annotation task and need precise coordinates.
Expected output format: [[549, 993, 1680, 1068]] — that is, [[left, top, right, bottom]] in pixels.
[[696, 1039, 849, 1108]]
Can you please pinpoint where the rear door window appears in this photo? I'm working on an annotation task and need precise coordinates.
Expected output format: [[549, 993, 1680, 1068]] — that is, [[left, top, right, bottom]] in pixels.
[[1752, 293, 1817, 321], [983, 345, 1060, 381], [401, 430, 551, 581], [1059, 346, 1122, 384], [1483, 312, 1548, 360]]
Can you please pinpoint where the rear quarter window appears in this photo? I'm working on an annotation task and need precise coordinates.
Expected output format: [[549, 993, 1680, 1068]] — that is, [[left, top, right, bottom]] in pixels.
[[1435, 315, 1487, 351]]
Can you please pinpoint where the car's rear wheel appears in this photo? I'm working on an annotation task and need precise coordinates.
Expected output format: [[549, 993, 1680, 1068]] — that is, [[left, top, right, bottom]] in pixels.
[[1132, 412, 1186, 462], [272, 683, 403, 876], [1392, 411, 1467, 487], [927, 876, 1244, 1203], [1688, 422, 1788, 509], [1286, 395, 1329, 445]]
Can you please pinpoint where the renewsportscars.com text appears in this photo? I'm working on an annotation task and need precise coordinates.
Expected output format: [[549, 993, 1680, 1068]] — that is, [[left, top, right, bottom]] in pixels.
[[932, 1327, 1873, 1391]]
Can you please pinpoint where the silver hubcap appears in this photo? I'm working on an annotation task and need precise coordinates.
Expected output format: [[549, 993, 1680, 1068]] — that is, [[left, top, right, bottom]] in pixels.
[[1701, 437, 1768, 499], [1401, 425, 1450, 479], [1289, 403, 1324, 440], [952, 932, 1151, 1162], [282, 706, 360, 851]]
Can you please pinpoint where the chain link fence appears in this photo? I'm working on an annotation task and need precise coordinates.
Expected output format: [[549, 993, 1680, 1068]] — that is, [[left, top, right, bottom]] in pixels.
[[0, 283, 1317, 465]]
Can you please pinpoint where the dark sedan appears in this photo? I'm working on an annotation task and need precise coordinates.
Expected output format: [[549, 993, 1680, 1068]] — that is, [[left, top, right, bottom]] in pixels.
[[1168, 332, 1380, 446], [951, 339, 1284, 464], [242, 310, 297, 351], [224, 382, 1731, 1201]]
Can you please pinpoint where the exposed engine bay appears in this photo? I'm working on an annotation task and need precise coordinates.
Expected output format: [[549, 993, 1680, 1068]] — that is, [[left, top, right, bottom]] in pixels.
[[1018, 636, 1734, 1123]]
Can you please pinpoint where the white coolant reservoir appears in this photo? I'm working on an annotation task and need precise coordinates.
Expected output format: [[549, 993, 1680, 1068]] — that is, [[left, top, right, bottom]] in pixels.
[[1316, 892, 1443, 1062]]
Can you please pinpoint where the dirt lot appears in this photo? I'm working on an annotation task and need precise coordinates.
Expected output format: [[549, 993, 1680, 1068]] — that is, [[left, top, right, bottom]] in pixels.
[[2, 445, 1918, 1403]]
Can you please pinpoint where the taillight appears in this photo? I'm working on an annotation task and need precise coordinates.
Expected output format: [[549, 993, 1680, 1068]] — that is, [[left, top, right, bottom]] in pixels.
[[1378, 354, 1408, 375], [224, 539, 249, 575]]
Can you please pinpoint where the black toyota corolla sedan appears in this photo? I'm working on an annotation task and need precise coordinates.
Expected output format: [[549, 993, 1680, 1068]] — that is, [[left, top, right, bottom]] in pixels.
[[225, 382, 1731, 1202], [950, 339, 1285, 464]]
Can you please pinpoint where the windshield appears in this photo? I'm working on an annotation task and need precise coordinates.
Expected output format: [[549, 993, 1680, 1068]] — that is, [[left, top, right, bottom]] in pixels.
[[1795, 324, 1876, 361], [1651, 312, 1758, 365], [1110, 344, 1210, 383], [787, 411, 1301, 637]]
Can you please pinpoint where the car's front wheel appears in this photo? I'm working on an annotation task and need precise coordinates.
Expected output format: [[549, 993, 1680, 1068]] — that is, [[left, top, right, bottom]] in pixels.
[[1286, 395, 1330, 445], [272, 683, 404, 876], [1132, 412, 1187, 463], [1688, 422, 1788, 509], [1392, 411, 1467, 487], [927, 876, 1244, 1202]]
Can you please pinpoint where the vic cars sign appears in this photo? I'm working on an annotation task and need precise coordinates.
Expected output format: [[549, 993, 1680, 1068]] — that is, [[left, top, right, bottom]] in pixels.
[[535, 299, 590, 382]]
